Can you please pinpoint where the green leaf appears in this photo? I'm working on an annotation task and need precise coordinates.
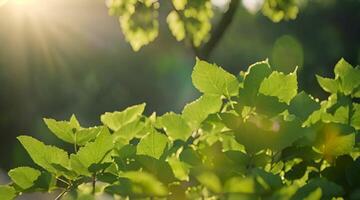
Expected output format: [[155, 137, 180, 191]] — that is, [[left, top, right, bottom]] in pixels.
[[101, 103, 145, 131], [70, 127, 113, 175], [224, 177, 256, 194], [254, 94, 287, 117], [17, 136, 69, 175], [233, 114, 304, 152], [239, 60, 272, 105], [252, 168, 283, 191], [322, 132, 355, 158], [0, 186, 16, 200], [30, 171, 56, 192], [120, 171, 168, 197], [317, 123, 355, 159], [137, 131, 169, 159], [75, 126, 104, 145], [179, 148, 202, 166], [259, 69, 298, 104], [291, 178, 343, 200], [136, 155, 176, 184], [158, 112, 192, 141], [192, 59, 239, 96], [167, 156, 189, 181], [195, 171, 222, 193], [182, 94, 222, 130], [352, 103, 360, 130], [43, 115, 81, 144], [118, 2, 159, 51], [113, 120, 145, 141], [316, 75, 338, 94], [8, 167, 41, 190], [289, 91, 320, 121], [334, 58, 360, 95], [284, 161, 307, 180]]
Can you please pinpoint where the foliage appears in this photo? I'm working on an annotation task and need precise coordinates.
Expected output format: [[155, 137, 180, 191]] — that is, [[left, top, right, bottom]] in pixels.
[[106, 0, 300, 51], [1, 58, 359, 199]]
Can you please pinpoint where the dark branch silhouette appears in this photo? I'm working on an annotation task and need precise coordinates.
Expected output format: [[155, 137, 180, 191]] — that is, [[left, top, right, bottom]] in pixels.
[[198, 0, 240, 60]]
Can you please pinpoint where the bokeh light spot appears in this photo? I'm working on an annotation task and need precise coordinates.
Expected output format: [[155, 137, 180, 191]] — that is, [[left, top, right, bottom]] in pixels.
[[271, 35, 304, 73]]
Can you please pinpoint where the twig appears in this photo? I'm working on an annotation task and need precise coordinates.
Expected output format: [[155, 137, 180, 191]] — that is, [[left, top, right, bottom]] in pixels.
[[54, 189, 68, 200]]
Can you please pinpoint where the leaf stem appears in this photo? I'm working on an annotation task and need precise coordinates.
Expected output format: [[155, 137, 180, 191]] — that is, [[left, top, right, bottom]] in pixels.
[[54, 188, 68, 200], [56, 177, 70, 186], [74, 132, 78, 153], [348, 101, 354, 126], [92, 173, 96, 195]]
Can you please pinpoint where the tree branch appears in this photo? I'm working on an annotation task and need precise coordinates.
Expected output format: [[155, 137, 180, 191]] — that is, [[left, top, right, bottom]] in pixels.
[[198, 0, 240, 60]]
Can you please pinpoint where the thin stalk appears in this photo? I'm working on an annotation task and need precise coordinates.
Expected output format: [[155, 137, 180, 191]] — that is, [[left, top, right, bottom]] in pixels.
[[54, 188, 68, 200], [92, 173, 96, 195]]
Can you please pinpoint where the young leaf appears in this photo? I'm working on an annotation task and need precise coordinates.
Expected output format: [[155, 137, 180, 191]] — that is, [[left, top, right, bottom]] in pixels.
[[316, 75, 338, 94], [137, 131, 169, 159], [101, 103, 145, 131], [239, 60, 272, 105], [17, 136, 69, 175], [107, 171, 168, 197], [75, 126, 104, 145], [334, 58, 360, 95], [43, 115, 81, 144], [8, 167, 41, 190], [192, 59, 239, 96], [122, 171, 168, 196], [289, 91, 320, 121], [158, 112, 192, 141], [70, 127, 113, 175], [182, 94, 222, 129], [316, 123, 355, 160], [167, 156, 189, 181], [113, 120, 145, 141], [259, 69, 298, 104], [0, 186, 16, 200]]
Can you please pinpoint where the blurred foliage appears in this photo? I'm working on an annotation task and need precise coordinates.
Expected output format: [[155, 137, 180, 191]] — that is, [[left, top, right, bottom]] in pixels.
[[262, 0, 299, 22], [107, 0, 301, 51], [1, 58, 360, 199]]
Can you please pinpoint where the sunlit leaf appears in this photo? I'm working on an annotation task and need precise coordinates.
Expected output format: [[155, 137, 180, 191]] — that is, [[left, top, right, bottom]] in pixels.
[[137, 131, 169, 159], [8, 167, 41, 190], [0, 186, 16, 200], [259, 69, 298, 104], [158, 112, 192, 141], [17, 136, 69, 175], [101, 103, 145, 131], [182, 94, 222, 129], [192, 58, 239, 96]]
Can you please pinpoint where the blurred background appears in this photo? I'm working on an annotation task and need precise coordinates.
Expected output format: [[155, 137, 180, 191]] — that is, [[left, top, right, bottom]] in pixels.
[[0, 0, 359, 174]]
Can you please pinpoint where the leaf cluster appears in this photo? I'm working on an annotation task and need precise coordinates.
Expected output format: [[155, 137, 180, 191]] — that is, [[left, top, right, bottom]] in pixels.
[[106, 0, 301, 51], [1, 58, 360, 200]]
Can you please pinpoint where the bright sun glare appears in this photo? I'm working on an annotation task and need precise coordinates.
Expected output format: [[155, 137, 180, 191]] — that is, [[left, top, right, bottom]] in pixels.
[[0, 0, 91, 72]]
